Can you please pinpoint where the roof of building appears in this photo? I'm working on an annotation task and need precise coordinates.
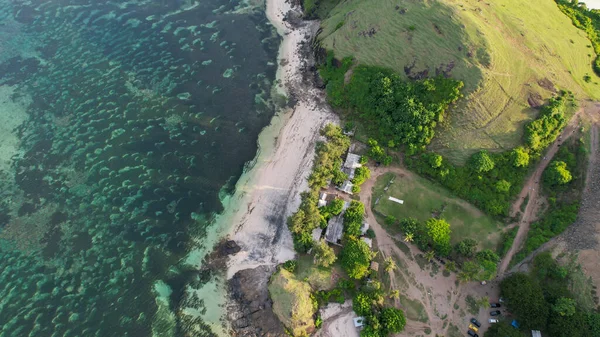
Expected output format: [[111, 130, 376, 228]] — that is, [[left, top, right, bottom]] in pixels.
[[338, 180, 354, 194], [353, 317, 365, 328], [344, 153, 362, 169], [531, 331, 541, 337], [312, 227, 323, 242], [388, 196, 404, 204], [325, 214, 344, 245]]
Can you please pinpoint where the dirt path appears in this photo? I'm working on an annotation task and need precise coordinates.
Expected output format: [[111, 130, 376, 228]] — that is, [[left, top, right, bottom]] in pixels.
[[358, 166, 495, 336], [496, 113, 581, 275]]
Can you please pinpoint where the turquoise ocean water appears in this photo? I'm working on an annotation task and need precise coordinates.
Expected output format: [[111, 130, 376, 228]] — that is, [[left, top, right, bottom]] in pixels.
[[0, 0, 280, 335]]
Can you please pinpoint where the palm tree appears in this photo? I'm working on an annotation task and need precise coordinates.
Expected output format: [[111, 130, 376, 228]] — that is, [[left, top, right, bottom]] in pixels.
[[384, 257, 397, 272], [424, 250, 435, 262], [389, 289, 400, 300], [457, 271, 471, 283], [404, 233, 414, 243]]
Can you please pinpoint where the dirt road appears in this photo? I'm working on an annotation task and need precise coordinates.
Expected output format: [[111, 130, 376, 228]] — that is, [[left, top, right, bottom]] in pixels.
[[358, 166, 496, 336], [496, 114, 581, 275]]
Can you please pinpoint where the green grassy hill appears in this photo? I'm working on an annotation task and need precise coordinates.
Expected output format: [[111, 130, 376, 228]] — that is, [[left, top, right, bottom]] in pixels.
[[316, 0, 599, 163]]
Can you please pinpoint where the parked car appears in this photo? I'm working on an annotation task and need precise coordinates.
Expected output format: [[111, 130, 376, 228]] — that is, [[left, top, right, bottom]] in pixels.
[[469, 323, 479, 332], [467, 330, 479, 337], [489, 318, 499, 323], [470, 318, 481, 328], [490, 310, 501, 316], [490, 303, 501, 308]]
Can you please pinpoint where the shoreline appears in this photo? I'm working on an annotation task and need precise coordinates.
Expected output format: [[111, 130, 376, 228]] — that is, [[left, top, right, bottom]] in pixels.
[[193, 0, 338, 334], [224, 0, 336, 278]]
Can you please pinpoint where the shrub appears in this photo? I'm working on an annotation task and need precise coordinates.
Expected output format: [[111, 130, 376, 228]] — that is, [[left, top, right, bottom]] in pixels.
[[282, 260, 297, 273], [341, 238, 374, 279]]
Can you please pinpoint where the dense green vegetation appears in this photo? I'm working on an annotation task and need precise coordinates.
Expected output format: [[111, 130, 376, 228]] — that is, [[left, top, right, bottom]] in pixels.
[[513, 135, 587, 264], [343, 201, 366, 237], [556, 0, 600, 75], [396, 216, 499, 282], [340, 237, 374, 279], [319, 52, 463, 154], [407, 93, 574, 216], [269, 269, 317, 336], [351, 280, 407, 337], [288, 124, 350, 252], [492, 253, 600, 337]]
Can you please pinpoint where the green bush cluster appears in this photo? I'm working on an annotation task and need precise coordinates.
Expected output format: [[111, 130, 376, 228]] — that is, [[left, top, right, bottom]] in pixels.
[[495, 253, 600, 337], [407, 94, 572, 217], [525, 95, 568, 153], [398, 217, 499, 281], [351, 285, 407, 337], [514, 138, 586, 263], [287, 124, 350, 252], [282, 260, 298, 273], [556, 0, 600, 76], [319, 52, 463, 154], [343, 201, 366, 237], [340, 238, 375, 279]]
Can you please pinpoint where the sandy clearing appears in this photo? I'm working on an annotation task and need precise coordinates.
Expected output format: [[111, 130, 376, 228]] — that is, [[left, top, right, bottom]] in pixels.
[[316, 301, 360, 337]]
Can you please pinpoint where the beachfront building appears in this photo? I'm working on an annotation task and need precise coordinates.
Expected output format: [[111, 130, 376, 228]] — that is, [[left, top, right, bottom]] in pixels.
[[338, 180, 354, 194], [338, 152, 362, 195], [324, 214, 344, 245]]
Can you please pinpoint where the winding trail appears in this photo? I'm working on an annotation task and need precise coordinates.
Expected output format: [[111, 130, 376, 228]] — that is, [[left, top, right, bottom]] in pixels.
[[496, 111, 581, 275]]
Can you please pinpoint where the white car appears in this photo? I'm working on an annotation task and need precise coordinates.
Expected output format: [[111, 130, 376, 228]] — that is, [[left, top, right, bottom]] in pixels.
[[489, 318, 499, 323]]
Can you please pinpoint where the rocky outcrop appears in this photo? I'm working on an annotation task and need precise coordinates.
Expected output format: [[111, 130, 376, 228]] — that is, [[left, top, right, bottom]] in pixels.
[[228, 265, 286, 337]]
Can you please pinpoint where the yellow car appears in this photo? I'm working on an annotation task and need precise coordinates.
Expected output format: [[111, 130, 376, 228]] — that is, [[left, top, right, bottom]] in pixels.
[[469, 323, 479, 332]]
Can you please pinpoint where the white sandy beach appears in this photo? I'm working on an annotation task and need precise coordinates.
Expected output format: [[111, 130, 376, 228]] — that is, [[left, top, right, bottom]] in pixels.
[[188, 0, 338, 334], [224, 0, 337, 278]]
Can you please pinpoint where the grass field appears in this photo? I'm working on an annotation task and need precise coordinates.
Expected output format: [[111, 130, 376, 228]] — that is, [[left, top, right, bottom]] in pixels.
[[372, 172, 502, 250], [295, 255, 343, 290], [318, 0, 600, 163]]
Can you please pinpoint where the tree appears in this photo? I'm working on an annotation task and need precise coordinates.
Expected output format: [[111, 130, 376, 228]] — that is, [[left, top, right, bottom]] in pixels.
[[552, 297, 576, 317], [399, 218, 418, 234], [404, 233, 414, 242], [544, 161, 572, 185], [353, 292, 373, 316], [500, 273, 549, 330], [379, 307, 406, 334], [470, 150, 495, 173], [389, 290, 400, 300], [367, 139, 386, 162], [341, 238, 374, 279], [455, 238, 478, 258], [424, 250, 435, 262], [476, 249, 500, 263], [328, 199, 345, 216], [425, 218, 451, 253], [384, 257, 397, 272], [495, 179, 511, 193], [511, 147, 530, 167], [445, 261, 457, 272], [352, 166, 371, 186], [384, 215, 397, 226], [313, 240, 337, 267], [344, 201, 365, 237], [428, 153, 443, 168]]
